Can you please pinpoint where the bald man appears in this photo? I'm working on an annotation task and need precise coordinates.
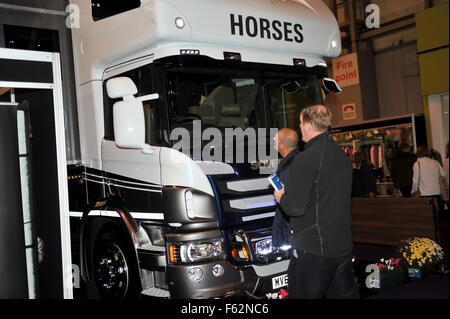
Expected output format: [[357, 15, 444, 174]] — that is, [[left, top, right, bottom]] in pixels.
[[272, 128, 299, 250]]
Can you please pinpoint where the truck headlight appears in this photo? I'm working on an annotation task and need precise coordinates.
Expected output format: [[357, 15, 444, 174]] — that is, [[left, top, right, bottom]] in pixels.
[[169, 239, 224, 263], [255, 238, 274, 256]]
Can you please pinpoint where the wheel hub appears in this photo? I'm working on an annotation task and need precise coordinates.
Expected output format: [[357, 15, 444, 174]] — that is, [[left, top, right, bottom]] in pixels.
[[95, 243, 129, 298]]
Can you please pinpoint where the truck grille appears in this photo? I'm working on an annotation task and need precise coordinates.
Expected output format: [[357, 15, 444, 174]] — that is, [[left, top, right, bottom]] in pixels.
[[209, 174, 289, 266]]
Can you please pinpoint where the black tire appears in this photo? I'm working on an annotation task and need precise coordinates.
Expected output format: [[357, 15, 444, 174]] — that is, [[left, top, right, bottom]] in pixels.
[[92, 230, 141, 299]]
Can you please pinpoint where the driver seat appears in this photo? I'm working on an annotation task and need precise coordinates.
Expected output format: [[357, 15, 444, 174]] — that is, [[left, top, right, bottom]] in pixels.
[[188, 85, 235, 126], [218, 103, 246, 127]]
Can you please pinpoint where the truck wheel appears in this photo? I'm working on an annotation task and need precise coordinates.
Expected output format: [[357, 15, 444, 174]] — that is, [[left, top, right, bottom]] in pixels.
[[92, 230, 141, 299]]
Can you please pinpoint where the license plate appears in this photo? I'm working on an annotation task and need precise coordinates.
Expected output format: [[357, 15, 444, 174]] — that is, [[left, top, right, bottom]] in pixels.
[[272, 274, 288, 289]]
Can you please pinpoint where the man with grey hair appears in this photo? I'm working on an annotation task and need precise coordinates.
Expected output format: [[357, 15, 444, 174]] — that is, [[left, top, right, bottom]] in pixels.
[[274, 104, 358, 299]]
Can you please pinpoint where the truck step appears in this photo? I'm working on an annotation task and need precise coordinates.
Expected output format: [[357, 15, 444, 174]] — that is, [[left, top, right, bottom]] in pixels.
[[140, 244, 166, 252], [141, 287, 171, 298]]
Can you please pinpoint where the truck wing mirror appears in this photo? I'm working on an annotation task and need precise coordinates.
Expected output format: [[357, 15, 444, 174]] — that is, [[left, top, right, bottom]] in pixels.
[[106, 77, 159, 151], [322, 77, 342, 94]]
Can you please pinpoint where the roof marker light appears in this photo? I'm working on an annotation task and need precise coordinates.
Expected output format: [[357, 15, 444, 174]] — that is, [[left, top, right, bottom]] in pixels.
[[224, 52, 241, 61], [331, 39, 338, 49], [180, 49, 200, 55], [175, 17, 185, 29], [293, 58, 306, 66]]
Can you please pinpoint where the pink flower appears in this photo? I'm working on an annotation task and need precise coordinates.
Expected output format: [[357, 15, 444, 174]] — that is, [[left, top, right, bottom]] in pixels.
[[279, 289, 289, 299]]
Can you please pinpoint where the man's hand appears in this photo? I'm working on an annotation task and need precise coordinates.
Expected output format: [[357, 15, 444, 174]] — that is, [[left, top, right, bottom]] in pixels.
[[274, 188, 285, 204]]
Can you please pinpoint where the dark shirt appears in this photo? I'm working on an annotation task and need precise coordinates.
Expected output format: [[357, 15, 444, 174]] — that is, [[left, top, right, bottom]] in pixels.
[[272, 148, 299, 248], [280, 132, 353, 258], [352, 161, 377, 197]]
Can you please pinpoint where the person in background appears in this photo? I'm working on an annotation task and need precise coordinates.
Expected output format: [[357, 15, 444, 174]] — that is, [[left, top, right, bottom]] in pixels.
[[274, 105, 358, 299], [412, 145, 446, 213], [443, 142, 449, 210], [271, 128, 299, 250], [430, 148, 443, 167], [390, 143, 417, 197], [351, 151, 377, 198]]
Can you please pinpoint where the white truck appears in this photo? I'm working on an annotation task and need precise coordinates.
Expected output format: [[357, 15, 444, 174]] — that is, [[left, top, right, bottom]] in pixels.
[[67, 0, 341, 298]]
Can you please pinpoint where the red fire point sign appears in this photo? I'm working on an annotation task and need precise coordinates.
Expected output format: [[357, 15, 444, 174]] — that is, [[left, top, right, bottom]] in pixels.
[[332, 53, 360, 88]]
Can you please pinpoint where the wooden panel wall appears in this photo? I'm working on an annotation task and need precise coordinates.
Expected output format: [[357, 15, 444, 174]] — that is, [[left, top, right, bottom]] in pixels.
[[351, 198, 436, 246]]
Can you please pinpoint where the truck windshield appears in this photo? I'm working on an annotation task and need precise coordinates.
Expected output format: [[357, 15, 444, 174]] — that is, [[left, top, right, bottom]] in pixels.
[[264, 75, 322, 130], [166, 67, 322, 133]]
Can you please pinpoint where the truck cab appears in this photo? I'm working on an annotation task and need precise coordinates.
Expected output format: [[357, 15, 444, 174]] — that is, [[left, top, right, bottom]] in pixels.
[[68, 0, 341, 298]]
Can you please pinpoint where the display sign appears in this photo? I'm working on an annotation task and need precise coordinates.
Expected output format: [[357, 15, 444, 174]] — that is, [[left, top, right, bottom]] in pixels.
[[230, 14, 304, 43], [342, 103, 357, 120], [332, 53, 360, 88]]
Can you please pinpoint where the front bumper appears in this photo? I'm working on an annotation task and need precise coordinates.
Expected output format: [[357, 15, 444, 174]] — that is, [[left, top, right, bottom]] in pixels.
[[167, 259, 289, 299]]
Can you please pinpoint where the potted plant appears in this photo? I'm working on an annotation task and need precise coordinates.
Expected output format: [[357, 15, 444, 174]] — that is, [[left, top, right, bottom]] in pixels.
[[368, 258, 406, 292], [395, 237, 444, 280]]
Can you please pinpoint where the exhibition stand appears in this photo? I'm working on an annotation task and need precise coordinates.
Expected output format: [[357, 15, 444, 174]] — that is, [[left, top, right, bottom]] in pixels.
[[0, 48, 72, 299]]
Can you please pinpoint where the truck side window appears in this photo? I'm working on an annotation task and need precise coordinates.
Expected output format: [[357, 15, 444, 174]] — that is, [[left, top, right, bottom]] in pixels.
[[91, 0, 141, 21]]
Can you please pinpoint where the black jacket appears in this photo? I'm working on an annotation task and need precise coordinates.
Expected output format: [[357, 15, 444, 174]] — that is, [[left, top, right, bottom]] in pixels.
[[272, 148, 299, 248], [352, 161, 377, 197], [390, 151, 417, 187], [280, 132, 353, 258]]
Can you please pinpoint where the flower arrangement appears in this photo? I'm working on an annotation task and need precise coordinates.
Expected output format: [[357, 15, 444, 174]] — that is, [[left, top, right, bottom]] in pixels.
[[368, 257, 406, 291], [395, 237, 444, 269], [375, 258, 402, 277], [266, 289, 288, 299]]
